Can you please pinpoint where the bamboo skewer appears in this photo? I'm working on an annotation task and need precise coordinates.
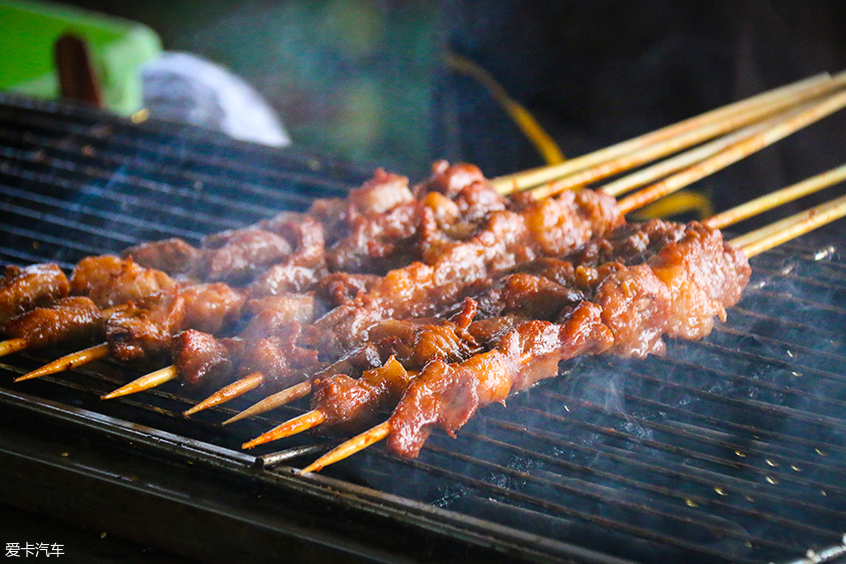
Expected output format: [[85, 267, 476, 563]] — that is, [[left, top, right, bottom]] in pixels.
[[299, 422, 390, 474], [291, 192, 846, 473], [491, 71, 844, 194], [705, 163, 846, 229], [222, 380, 312, 425], [597, 117, 781, 198], [242, 409, 326, 450], [100, 365, 178, 400], [614, 89, 846, 214], [183, 372, 265, 416], [729, 193, 846, 257], [0, 338, 28, 358], [14, 343, 110, 383]]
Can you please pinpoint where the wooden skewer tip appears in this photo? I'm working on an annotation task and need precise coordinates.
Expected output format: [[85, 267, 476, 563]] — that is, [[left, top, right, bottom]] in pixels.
[[183, 372, 265, 416], [241, 409, 326, 450], [299, 420, 391, 474], [0, 337, 28, 359], [100, 365, 178, 400], [14, 342, 110, 382], [222, 380, 313, 425]]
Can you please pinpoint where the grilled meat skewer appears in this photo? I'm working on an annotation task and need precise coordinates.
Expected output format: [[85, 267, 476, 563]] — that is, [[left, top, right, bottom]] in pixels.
[[1, 297, 105, 358], [244, 219, 749, 453], [0, 162, 533, 370], [233, 217, 697, 428], [119, 182, 622, 407], [301, 220, 750, 468]]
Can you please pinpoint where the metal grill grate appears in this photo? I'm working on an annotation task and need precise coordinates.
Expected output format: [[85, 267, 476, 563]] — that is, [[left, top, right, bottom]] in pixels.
[[1, 94, 845, 564]]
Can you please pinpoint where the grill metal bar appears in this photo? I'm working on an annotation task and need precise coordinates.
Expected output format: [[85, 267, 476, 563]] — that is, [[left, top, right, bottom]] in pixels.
[[1, 93, 845, 564], [482, 417, 843, 523], [535, 391, 845, 495]]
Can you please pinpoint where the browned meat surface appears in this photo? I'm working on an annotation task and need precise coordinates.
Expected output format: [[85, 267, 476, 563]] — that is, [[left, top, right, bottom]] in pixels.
[[179, 283, 247, 334], [475, 273, 585, 321], [304, 197, 348, 246], [196, 228, 293, 284], [387, 221, 751, 458], [310, 307, 483, 431], [518, 188, 624, 257], [242, 295, 320, 326], [564, 219, 689, 267], [313, 356, 414, 432], [2, 296, 104, 350], [238, 322, 318, 384], [326, 200, 423, 273], [70, 256, 176, 309], [0, 263, 69, 323], [312, 273, 379, 307], [171, 330, 242, 388], [319, 162, 508, 274], [249, 263, 326, 296], [388, 304, 613, 457], [300, 304, 384, 360], [106, 288, 186, 368], [650, 224, 750, 340], [248, 216, 327, 296], [289, 187, 624, 378], [348, 169, 413, 215], [412, 160, 489, 201], [121, 238, 201, 275]]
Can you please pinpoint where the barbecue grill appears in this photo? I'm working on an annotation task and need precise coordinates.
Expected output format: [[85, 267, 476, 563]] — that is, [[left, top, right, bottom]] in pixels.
[[1, 93, 846, 564]]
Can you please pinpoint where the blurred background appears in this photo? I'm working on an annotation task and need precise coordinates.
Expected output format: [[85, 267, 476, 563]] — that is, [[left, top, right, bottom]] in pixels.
[[4, 0, 846, 209]]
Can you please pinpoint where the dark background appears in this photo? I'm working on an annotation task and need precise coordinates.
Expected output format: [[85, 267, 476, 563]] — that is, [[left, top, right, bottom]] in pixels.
[[45, 0, 846, 213]]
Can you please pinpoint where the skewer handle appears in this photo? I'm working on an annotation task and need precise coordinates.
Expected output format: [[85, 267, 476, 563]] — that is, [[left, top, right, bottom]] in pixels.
[[223, 380, 313, 425], [617, 89, 846, 215], [731, 193, 846, 258], [495, 71, 842, 194], [705, 163, 846, 229]]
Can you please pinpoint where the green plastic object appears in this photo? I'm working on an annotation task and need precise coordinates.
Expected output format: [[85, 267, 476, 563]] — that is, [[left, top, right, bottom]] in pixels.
[[0, 0, 162, 115]]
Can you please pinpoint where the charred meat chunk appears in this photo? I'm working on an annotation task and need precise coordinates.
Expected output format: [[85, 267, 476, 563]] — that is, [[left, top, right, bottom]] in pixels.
[[0, 263, 69, 323], [2, 296, 104, 350]]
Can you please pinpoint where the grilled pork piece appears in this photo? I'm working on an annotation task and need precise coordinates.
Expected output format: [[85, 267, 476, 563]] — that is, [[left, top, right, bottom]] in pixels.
[[171, 330, 245, 388], [70, 255, 176, 309], [387, 221, 751, 457], [249, 216, 327, 295], [299, 187, 622, 359], [122, 238, 201, 275], [2, 296, 104, 351], [196, 228, 293, 284], [311, 302, 483, 432], [117, 163, 494, 284], [106, 287, 186, 368], [178, 283, 247, 335], [167, 293, 322, 389], [0, 264, 69, 323]]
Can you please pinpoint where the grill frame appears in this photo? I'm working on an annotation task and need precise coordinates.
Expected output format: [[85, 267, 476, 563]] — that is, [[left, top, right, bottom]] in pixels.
[[1, 93, 846, 564]]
